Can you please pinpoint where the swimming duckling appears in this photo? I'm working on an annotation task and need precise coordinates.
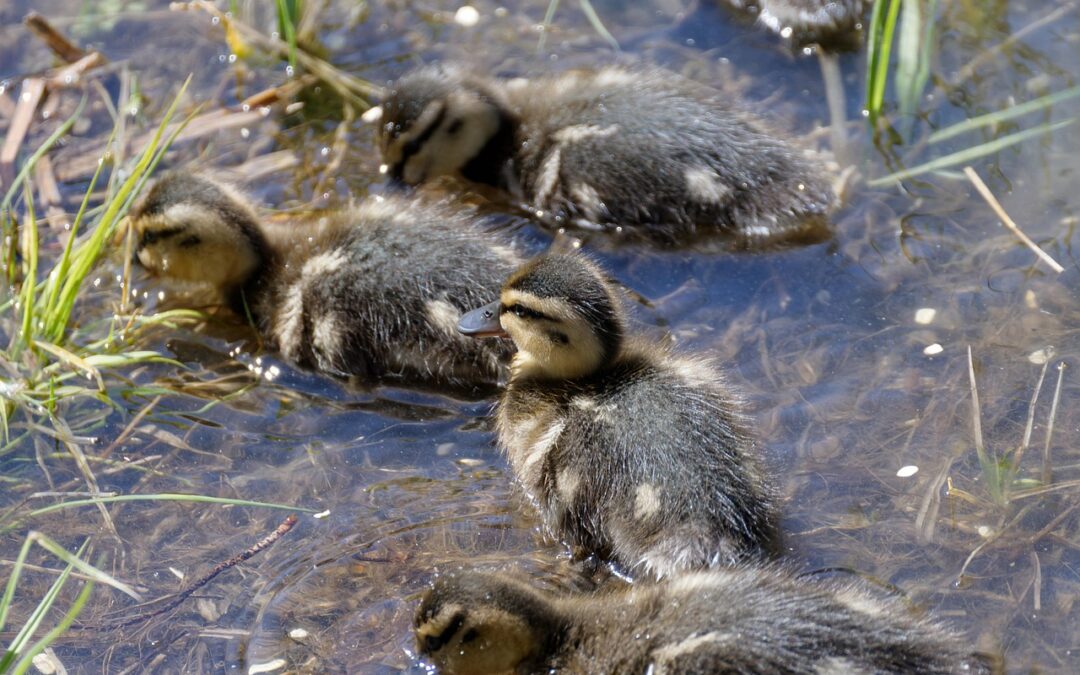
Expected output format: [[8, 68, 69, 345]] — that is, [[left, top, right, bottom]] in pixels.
[[415, 567, 993, 674], [128, 171, 523, 387], [718, 0, 870, 51], [377, 65, 835, 246], [457, 254, 778, 578]]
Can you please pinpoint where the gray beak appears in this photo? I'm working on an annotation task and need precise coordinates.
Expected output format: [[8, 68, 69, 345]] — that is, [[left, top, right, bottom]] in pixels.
[[458, 300, 506, 338]]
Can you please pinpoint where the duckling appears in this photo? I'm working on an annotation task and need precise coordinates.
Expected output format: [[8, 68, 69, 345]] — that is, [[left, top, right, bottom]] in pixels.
[[127, 171, 523, 387], [718, 0, 871, 52], [457, 254, 778, 578], [377, 65, 835, 246], [415, 567, 994, 675]]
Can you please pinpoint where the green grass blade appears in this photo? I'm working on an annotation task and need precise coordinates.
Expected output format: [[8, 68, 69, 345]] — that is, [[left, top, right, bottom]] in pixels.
[[276, 0, 299, 71], [578, 0, 619, 51], [0, 97, 87, 216], [537, 0, 561, 51], [24, 493, 316, 519], [39, 125, 115, 320], [0, 537, 34, 633], [868, 118, 1075, 186], [9, 578, 94, 675], [0, 540, 86, 670], [894, 0, 921, 120], [929, 84, 1080, 144], [865, 0, 903, 122], [14, 185, 38, 357], [29, 532, 141, 601], [44, 76, 194, 344]]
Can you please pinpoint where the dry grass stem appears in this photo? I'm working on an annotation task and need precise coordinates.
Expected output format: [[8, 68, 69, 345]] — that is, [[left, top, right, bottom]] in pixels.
[[24, 11, 88, 64], [963, 166, 1065, 273], [1043, 363, 1065, 483]]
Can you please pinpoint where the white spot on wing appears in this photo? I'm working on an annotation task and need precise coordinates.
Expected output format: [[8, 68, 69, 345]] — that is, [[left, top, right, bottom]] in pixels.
[[556, 467, 580, 502], [302, 250, 347, 279], [552, 124, 619, 144], [313, 313, 343, 365], [650, 631, 731, 673], [275, 284, 305, 361], [634, 483, 661, 520], [534, 148, 562, 206], [521, 419, 565, 474], [570, 183, 605, 220], [426, 299, 463, 336], [684, 167, 732, 204], [592, 69, 637, 88]]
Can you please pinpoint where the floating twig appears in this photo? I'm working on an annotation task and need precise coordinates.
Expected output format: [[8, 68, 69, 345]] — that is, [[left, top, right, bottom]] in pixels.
[[1042, 362, 1066, 484], [0, 78, 46, 184], [963, 166, 1065, 274], [103, 514, 298, 629], [24, 12, 88, 64]]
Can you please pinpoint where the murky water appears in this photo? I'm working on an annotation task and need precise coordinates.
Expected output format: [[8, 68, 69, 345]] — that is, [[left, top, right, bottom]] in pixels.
[[1, 0, 1078, 672]]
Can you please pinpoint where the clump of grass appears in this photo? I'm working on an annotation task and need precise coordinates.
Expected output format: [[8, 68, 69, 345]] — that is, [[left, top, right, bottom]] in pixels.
[[0, 79, 195, 442]]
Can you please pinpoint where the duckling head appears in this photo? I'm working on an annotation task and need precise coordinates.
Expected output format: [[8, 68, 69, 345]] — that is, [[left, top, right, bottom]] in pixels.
[[459, 254, 624, 380], [378, 65, 505, 185], [128, 172, 267, 294], [415, 571, 554, 675]]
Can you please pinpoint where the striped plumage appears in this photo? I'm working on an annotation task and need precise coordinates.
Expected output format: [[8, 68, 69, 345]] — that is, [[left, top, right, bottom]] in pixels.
[[458, 254, 779, 578], [416, 567, 994, 675], [378, 65, 835, 246], [129, 171, 522, 388]]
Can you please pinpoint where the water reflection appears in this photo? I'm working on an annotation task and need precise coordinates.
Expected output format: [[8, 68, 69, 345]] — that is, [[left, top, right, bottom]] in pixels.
[[0, 0, 1077, 673]]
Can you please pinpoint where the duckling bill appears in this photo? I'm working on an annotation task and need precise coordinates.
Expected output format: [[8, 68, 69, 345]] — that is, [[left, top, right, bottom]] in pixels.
[[416, 567, 995, 675], [458, 254, 779, 578], [128, 171, 523, 388], [378, 65, 836, 246]]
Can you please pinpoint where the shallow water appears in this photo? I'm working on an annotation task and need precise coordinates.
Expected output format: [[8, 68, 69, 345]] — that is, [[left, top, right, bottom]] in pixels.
[[1, 0, 1078, 672]]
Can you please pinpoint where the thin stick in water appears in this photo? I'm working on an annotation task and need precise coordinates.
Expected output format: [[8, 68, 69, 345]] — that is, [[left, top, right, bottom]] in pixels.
[[963, 166, 1065, 273]]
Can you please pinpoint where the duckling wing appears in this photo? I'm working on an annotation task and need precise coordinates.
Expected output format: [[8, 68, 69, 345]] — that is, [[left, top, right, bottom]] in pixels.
[[514, 70, 833, 242]]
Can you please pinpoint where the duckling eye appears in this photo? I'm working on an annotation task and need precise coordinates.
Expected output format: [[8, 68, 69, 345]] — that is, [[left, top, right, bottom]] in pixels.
[[461, 628, 479, 644], [505, 304, 550, 321], [446, 118, 463, 135], [179, 235, 201, 248]]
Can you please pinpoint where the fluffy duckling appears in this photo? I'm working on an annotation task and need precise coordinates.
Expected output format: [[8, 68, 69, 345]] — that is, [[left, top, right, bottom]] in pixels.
[[415, 567, 993, 674], [718, 0, 870, 51], [457, 254, 778, 578], [377, 65, 835, 246], [128, 171, 523, 387]]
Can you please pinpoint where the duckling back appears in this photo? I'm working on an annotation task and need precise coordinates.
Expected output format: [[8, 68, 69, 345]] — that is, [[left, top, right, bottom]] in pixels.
[[510, 68, 835, 245], [499, 346, 778, 577], [129, 172, 523, 388], [417, 567, 995, 675], [381, 66, 835, 246], [255, 197, 523, 387], [464, 254, 779, 577]]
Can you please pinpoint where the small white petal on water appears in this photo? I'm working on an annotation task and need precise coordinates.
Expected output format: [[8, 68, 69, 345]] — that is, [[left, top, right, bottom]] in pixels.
[[454, 6, 480, 26], [914, 308, 936, 325], [248, 659, 287, 675], [289, 628, 310, 641], [313, 509, 331, 519], [896, 465, 919, 478], [977, 525, 993, 538], [168, 566, 185, 581], [923, 343, 944, 355], [1028, 347, 1055, 365], [361, 105, 383, 123]]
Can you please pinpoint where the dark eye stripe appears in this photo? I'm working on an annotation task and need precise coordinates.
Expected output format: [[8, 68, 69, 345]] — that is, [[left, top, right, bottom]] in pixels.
[[502, 303, 555, 322], [424, 611, 465, 652], [398, 103, 447, 167], [140, 226, 186, 247]]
